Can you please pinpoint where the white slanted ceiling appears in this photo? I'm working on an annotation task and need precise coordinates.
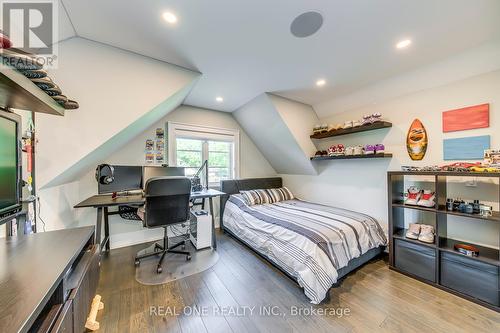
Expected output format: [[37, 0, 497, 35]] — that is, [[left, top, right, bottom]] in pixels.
[[59, 0, 500, 112], [36, 38, 200, 188], [234, 93, 318, 175]]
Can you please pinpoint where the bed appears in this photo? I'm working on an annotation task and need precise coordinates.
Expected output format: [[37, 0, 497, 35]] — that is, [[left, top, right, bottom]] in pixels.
[[220, 177, 387, 304]]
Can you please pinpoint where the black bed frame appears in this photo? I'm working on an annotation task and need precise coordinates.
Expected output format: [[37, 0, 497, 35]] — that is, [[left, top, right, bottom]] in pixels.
[[220, 177, 385, 293]]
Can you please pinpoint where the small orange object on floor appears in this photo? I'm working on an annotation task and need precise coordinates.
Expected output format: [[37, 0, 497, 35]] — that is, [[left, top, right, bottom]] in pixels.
[[85, 295, 104, 331]]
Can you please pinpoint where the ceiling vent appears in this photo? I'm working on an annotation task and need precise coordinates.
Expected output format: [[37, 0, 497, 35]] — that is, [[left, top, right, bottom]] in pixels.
[[290, 11, 323, 38]]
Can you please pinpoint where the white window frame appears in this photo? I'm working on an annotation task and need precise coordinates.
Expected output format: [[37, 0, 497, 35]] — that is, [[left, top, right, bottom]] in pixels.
[[167, 121, 240, 186]]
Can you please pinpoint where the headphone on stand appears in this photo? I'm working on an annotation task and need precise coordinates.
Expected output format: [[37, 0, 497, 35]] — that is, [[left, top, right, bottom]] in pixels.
[[95, 164, 115, 185]]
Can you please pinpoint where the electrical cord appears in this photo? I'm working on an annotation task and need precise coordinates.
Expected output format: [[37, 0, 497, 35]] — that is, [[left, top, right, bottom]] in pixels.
[[36, 196, 46, 232], [168, 223, 190, 240]]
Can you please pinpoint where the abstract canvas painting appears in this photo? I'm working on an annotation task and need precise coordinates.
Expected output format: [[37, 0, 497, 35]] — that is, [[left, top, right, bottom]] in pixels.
[[443, 135, 490, 160], [442, 103, 489, 133]]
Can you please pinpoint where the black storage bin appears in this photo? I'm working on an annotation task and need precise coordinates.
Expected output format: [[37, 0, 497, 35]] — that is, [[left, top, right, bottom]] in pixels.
[[395, 239, 436, 282], [440, 252, 499, 306]]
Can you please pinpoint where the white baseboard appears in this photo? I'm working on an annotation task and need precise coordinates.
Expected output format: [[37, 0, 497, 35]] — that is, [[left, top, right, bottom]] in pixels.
[[110, 229, 163, 250], [109, 217, 220, 250]]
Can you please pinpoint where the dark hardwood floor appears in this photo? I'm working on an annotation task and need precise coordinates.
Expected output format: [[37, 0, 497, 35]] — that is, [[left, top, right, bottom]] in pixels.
[[94, 232, 500, 333]]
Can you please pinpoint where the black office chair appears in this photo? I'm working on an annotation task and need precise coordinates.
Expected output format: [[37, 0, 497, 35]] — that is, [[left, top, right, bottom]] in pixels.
[[134, 176, 192, 274]]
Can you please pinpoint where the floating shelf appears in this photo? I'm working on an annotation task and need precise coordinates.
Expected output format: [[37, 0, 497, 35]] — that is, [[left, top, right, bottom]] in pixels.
[[0, 63, 64, 116], [311, 153, 393, 161], [310, 121, 392, 139]]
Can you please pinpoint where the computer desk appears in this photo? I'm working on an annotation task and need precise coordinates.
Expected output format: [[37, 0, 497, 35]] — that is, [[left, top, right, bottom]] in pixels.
[[74, 189, 225, 252]]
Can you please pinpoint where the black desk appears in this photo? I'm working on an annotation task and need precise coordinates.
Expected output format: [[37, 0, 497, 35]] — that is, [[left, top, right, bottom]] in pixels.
[[74, 193, 144, 253], [74, 189, 225, 252]]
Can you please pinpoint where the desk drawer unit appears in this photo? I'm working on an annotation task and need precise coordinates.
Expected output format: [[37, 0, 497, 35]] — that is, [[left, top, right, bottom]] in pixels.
[[395, 239, 436, 282], [50, 300, 73, 333], [440, 252, 499, 306], [71, 246, 100, 332]]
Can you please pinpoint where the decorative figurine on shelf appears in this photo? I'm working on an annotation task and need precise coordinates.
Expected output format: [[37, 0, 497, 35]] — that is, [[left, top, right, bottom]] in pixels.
[[454, 244, 479, 257], [484, 149, 500, 167]]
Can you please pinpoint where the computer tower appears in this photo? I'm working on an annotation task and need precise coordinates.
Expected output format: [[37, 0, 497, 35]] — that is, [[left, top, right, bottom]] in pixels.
[[189, 210, 212, 250]]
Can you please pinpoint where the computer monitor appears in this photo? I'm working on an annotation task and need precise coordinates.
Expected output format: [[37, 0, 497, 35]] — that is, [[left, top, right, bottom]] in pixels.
[[0, 110, 22, 224], [142, 166, 185, 187], [98, 165, 143, 194]]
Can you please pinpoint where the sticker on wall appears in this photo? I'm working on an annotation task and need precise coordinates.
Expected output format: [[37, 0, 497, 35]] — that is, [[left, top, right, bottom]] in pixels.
[[443, 135, 490, 160], [155, 128, 164, 139], [145, 139, 155, 164], [406, 119, 428, 160], [145, 139, 154, 151], [442, 103, 489, 133]]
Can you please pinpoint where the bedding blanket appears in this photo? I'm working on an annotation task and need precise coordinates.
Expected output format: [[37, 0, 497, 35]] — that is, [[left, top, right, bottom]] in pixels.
[[223, 195, 387, 304]]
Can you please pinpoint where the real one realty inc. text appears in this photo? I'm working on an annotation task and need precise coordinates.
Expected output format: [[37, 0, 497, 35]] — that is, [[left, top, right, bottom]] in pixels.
[[149, 305, 351, 318]]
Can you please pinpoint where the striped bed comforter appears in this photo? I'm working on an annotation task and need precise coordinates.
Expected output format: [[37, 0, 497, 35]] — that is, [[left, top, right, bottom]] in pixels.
[[223, 195, 387, 304]]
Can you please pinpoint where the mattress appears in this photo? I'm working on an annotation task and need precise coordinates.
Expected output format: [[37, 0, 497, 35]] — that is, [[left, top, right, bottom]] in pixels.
[[223, 195, 387, 304]]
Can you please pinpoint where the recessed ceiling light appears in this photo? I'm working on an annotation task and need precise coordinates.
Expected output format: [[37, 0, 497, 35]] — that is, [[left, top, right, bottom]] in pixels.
[[396, 39, 412, 49], [162, 12, 178, 24], [216, 96, 224, 103], [316, 79, 326, 87]]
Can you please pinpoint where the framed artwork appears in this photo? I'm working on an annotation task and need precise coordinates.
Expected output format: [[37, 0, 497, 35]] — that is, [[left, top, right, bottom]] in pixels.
[[442, 103, 489, 133], [443, 135, 490, 160]]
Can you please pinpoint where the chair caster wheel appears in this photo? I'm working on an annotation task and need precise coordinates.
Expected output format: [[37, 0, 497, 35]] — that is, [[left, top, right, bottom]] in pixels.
[[134, 259, 140, 267], [157, 266, 163, 274], [186, 255, 192, 261]]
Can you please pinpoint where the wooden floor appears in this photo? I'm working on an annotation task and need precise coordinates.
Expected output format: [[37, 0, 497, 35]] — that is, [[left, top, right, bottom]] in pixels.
[[95, 232, 500, 333]]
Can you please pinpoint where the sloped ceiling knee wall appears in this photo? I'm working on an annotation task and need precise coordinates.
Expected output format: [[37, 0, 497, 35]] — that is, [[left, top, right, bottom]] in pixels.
[[234, 93, 318, 175], [36, 38, 200, 188]]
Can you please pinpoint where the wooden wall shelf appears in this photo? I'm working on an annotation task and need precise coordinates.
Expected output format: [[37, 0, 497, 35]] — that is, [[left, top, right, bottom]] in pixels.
[[311, 153, 392, 161], [310, 121, 392, 139], [0, 64, 64, 116]]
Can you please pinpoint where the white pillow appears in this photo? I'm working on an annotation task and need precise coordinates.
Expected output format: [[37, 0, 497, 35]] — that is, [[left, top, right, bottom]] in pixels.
[[240, 189, 273, 206], [267, 187, 294, 203]]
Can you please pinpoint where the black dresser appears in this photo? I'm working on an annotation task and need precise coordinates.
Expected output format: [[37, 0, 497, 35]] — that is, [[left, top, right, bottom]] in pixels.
[[0, 226, 99, 333]]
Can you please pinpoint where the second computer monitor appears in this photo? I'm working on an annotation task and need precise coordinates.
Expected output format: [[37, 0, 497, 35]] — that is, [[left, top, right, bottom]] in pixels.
[[98, 165, 143, 194], [142, 166, 186, 187]]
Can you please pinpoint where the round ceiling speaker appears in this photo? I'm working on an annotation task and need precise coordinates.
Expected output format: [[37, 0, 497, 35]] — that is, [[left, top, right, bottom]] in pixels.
[[290, 11, 323, 38]]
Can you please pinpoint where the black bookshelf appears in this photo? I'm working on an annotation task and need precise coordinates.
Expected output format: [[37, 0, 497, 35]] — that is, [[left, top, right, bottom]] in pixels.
[[388, 171, 500, 312]]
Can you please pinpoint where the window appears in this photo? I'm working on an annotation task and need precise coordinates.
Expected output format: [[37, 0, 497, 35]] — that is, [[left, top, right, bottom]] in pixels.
[[168, 122, 239, 187], [176, 138, 203, 177]]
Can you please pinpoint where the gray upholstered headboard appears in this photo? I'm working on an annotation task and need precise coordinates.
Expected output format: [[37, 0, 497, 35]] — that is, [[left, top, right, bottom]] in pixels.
[[219, 177, 282, 229]]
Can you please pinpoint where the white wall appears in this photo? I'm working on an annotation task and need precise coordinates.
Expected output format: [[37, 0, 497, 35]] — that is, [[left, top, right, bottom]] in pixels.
[[268, 94, 319, 159], [234, 93, 318, 175], [282, 70, 500, 248], [44, 105, 276, 248], [36, 37, 198, 188], [31, 37, 198, 239]]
